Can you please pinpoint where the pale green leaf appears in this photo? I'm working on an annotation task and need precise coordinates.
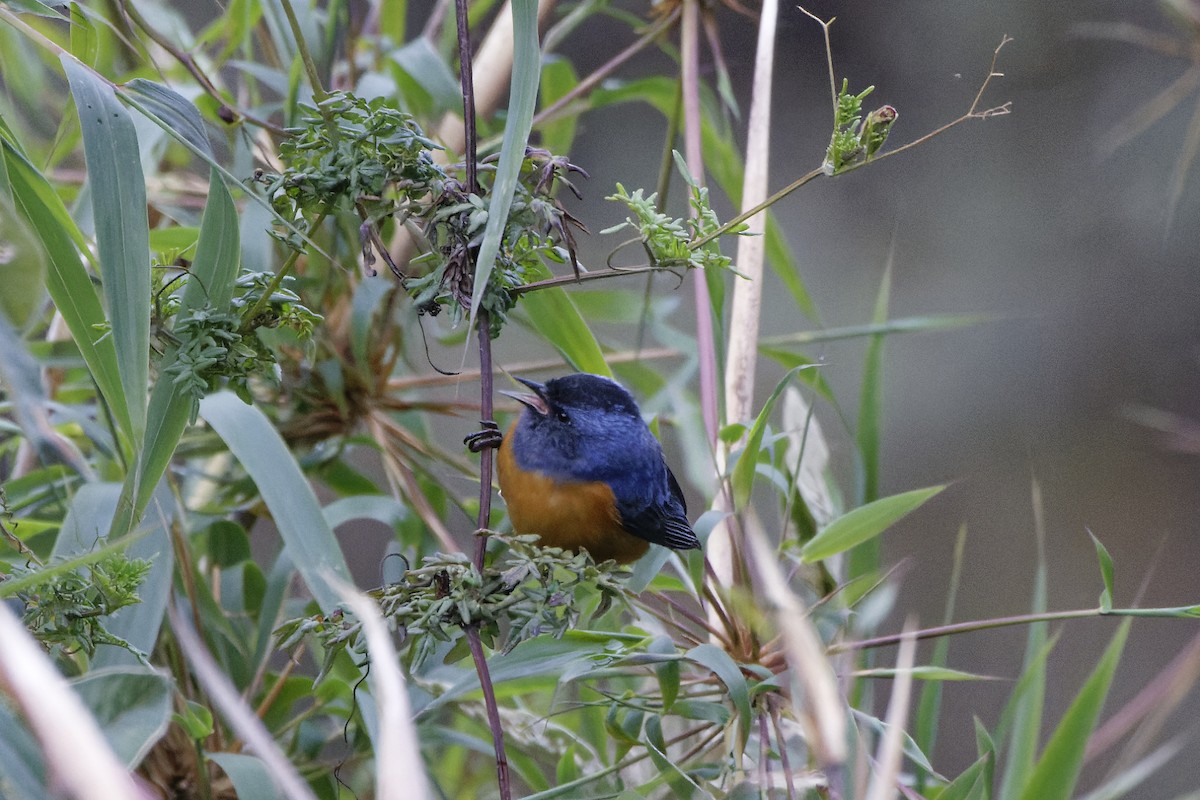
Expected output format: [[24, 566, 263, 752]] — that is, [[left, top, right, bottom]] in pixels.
[[519, 287, 610, 375], [64, 58, 151, 443], [468, 0, 540, 325], [123, 79, 213, 157], [0, 137, 131, 444], [72, 668, 172, 767], [801, 485, 945, 564], [1090, 529, 1115, 612], [685, 643, 752, 743], [207, 753, 284, 800], [199, 392, 351, 613], [731, 365, 809, 509]]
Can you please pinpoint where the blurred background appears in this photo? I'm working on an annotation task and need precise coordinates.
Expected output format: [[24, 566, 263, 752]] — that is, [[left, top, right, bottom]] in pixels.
[[70, 0, 1200, 793], [537, 0, 1200, 795]]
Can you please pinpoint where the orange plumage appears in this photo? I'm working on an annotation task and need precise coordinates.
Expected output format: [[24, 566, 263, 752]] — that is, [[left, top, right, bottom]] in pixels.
[[498, 422, 652, 564]]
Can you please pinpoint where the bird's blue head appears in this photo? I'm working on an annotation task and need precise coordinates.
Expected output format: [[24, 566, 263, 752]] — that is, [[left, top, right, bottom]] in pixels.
[[502, 373, 660, 482]]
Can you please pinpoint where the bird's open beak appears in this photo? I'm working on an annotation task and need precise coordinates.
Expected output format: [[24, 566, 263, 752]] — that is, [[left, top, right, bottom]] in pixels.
[[500, 377, 550, 416]]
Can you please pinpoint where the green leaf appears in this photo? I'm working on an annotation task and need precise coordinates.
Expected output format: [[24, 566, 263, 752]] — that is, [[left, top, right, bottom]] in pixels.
[[850, 259, 891, 579], [855, 666, 995, 681], [199, 392, 352, 613], [998, 486, 1051, 800], [0, 192, 46, 327], [349, 275, 395, 367], [648, 635, 680, 712], [0, 314, 81, 475], [68, 3, 98, 66], [801, 485, 945, 564], [123, 79, 213, 158], [938, 749, 994, 800], [391, 37, 462, 113], [72, 668, 172, 767], [5, 0, 62, 15], [1016, 621, 1130, 800], [760, 313, 993, 348], [207, 521, 252, 567], [174, 701, 214, 739], [731, 365, 809, 509], [1090, 529, 1114, 612], [685, 643, 752, 744], [915, 525, 968, 792], [996, 634, 1057, 799], [0, 702, 46, 796], [63, 58, 151, 444], [206, 753, 284, 800], [110, 169, 240, 539], [518, 287, 610, 376], [851, 707, 942, 780], [468, 0, 541, 326], [0, 135, 131, 445], [53, 482, 174, 669]]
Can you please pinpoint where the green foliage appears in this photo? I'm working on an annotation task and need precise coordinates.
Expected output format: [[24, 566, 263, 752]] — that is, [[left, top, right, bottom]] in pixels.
[[824, 79, 898, 174], [604, 154, 748, 275], [277, 534, 629, 677], [406, 147, 589, 337], [12, 551, 151, 659], [257, 91, 444, 223], [155, 271, 320, 421]]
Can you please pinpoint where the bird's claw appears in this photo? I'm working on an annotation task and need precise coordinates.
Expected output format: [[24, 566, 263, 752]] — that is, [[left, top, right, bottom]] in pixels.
[[464, 420, 503, 452]]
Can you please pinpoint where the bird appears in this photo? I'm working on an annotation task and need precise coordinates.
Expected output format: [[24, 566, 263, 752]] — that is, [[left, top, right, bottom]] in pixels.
[[496, 373, 701, 564]]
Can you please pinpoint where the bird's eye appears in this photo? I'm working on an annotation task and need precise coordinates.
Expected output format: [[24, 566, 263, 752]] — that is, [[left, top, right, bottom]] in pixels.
[[556, 410, 570, 423]]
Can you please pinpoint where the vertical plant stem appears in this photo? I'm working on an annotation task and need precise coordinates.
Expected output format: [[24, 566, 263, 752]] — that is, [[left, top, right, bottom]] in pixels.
[[724, 0, 777, 431], [679, 0, 718, 448], [280, 0, 329, 104], [707, 0, 780, 598], [466, 624, 511, 799], [456, 0, 478, 194], [474, 309, 496, 573], [454, 1, 509, 797]]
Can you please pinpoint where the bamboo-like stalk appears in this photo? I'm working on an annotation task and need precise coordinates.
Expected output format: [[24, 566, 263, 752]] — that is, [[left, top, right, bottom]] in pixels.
[[707, 0, 781, 594], [337, 582, 432, 800]]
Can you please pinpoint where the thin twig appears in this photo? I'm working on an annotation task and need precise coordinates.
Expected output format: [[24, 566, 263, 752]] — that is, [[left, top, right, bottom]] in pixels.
[[829, 607, 1138, 654], [692, 35, 1013, 249], [453, 0, 509, 796], [280, 0, 329, 104], [509, 262, 683, 294], [465, 625, 510, 799], [117, 0, 287, 135], [532, 9, 680, 128]]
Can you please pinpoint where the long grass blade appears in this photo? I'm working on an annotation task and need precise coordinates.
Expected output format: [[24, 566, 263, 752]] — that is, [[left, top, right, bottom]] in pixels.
[[1, 137, 132, 447], [1016, 621, 1131, 800], [468, 0, 540, 325], [199, 392, 351, 613], [63, 58, 151, 446]]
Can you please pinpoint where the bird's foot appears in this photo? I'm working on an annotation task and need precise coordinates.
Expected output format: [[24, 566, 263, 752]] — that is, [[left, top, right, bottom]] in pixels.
[[464, 420, 503, 452]]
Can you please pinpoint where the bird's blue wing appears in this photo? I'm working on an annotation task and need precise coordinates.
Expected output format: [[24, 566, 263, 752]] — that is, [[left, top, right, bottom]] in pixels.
[[616, 465, 700, 551]]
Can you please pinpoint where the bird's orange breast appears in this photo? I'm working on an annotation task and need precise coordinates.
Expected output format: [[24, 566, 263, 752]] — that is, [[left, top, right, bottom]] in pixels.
[[497, 425, 650, 564]]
